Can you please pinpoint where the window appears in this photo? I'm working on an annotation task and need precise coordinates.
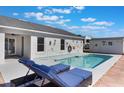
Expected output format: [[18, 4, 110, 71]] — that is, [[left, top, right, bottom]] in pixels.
[[95, 44, 98, 47], [82, 39, 85, 44], [60, 39, 65, 50], [102, 41, 106, 46], [86, 39, 90, 43], [108, 42, 112, 46], [37, 37, 44, 51]]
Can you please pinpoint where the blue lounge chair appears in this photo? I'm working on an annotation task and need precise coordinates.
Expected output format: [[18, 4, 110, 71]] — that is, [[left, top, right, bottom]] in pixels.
[[18, 58, 71, 86], [18, 58, 70, 75], [30, 63, 92, 87]]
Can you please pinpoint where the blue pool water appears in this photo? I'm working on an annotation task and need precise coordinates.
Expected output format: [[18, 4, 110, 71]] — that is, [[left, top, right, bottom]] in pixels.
[[56, 54, 112, 69]]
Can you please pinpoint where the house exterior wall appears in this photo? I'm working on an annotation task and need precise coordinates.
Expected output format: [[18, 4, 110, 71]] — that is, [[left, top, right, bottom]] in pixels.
[[90, 39, 124, 54], [0, 33, 5, 63], [30, 36, 83, 59], [3, 33, 83, 60]]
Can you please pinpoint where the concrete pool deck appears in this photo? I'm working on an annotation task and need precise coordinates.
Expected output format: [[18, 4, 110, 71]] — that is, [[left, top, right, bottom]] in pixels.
[[0, 55, 124, 87], [0, 58, 57, 85], [94, 55, 124, 87]]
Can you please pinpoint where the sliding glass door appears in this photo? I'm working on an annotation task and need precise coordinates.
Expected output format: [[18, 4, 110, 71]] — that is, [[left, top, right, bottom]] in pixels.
[[5, 38, 16, 56]]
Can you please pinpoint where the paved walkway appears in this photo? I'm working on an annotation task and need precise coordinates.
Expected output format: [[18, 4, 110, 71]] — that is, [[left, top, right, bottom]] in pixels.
[[94, 55, 124, 87]]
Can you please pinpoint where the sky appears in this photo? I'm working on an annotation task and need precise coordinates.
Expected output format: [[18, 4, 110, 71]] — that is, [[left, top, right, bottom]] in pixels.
[[0, 6, 124, 38]]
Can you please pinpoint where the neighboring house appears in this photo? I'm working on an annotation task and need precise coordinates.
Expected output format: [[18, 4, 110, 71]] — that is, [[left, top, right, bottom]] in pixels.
[[89, 37, 124, 54], [0, 16, 84, 63]]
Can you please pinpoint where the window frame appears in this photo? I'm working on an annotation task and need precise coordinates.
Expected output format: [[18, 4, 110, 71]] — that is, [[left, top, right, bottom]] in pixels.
[[102, 41, 106, 46], [37, 37, 44, 52], [95, 44, 98, 47], [108, 41, 113, 46], [60, 39, 65, 50]]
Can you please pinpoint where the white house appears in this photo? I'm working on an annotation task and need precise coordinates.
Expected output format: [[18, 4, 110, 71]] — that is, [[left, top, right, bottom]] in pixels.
[[0, 16, 84, 63], [89, 37, 124, 54]]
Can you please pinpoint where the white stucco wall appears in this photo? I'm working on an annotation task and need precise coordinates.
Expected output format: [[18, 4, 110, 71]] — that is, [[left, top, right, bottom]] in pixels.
[[30, 36, 83, 59], [0, 33, 5, 63], [23, 36, 31, 58], [90, 39, 124, 54]]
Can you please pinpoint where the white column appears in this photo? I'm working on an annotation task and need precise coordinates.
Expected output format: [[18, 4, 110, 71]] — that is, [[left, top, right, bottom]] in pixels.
[[30, 36, 37, 59], [0, 33, 5, 63], [23, 36, 31, 59]]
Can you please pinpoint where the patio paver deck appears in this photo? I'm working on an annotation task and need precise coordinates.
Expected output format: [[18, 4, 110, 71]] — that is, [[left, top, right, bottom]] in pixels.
[[94, 55, 124, 87]]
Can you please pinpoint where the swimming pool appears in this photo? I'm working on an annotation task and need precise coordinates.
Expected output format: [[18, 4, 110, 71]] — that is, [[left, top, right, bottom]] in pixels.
[[56, 54, 112, 69], [33, 53, 120, 85]]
